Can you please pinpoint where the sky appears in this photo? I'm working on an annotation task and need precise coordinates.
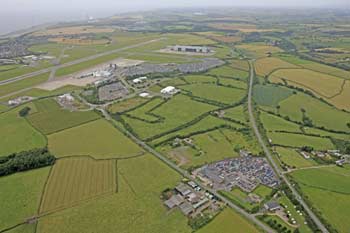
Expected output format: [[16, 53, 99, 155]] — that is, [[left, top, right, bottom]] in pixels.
[[1, 0, 349, 35]]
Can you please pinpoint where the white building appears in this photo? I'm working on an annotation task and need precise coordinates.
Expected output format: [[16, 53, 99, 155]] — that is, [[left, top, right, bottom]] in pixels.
[[139, 92, 150, 98], [93, 70, 112, 78], [58, 93, 75, 102], [172, 45, 211, 53], [133, 76, 148, 84], [161, 86, 178, 95]]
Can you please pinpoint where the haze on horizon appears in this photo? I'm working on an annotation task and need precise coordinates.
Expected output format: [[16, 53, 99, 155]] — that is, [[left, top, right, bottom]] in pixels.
[[1, 0, 349, 35]]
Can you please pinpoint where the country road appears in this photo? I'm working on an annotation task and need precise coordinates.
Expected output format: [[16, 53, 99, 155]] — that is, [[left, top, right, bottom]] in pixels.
[[0, 38, 164, 86], [247, 60, 330, 233]]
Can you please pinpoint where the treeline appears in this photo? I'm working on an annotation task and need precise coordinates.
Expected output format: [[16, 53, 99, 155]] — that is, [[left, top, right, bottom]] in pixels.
[[0, 148, 56, 176]]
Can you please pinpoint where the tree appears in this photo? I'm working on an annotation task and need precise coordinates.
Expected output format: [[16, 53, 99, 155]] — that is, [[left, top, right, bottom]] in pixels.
[[19, 107, 31, 117]]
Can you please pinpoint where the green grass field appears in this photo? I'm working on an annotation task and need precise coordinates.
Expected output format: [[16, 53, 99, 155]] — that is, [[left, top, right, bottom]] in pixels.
[[260, 111, 301, 133], [275, 147, 317, 168], [151, 115, 246, 145], [0, 72, 50, 98], [157, 128, 260, 169], [0, 105, 46, 156], [122, 94, 216, 139], [48, 119, 143, 159], [181, 84, 246, 105], [184, 75, 216, 84], [27, 98, 100, 135], [222, 105, 247, 123], [291, 166, 350, 232], [197, 208, 260, 233], [0, 167, 51, 230], [218, 78, 247, 89], [253, 84, 293, 107], [126, 97, 164, 121], [267, 132, 335, 150], [207, 66, 249, 80], [37, 154, 191, 233], [279, 92, 350, 133]]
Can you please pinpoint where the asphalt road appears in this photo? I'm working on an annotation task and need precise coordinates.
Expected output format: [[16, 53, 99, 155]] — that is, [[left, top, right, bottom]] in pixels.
[[0, 38, 164, 86], [247, 60, 330, 233]]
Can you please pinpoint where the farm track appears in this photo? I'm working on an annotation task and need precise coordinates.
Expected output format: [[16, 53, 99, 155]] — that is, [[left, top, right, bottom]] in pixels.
[[247, 60, 330, 233]]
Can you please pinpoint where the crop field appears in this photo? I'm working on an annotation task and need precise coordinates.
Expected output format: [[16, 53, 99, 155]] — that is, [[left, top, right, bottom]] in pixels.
[[278, 54, 350, 79], [40, 157, 115, 214], [27, 98, 100, 134], [197, 208, 260, 233], [253, 84, 293, 107], [278, 92, 350, 133], [329, 80, 350, 111], [230, 59, 249, 71], [180, 84, 246, 105], [0, 167, 51, 230], [0, 105, 46, 156], [208, 23, 272, 33], [48, 119, 143, 159], [275, 147, 317, 168], [0, 72, 50, 97], [291, 166, 350, 232], [49, 37, 109, 45], [151, 115, 246, 146], [32, 26, 115, 36], [236, 44, 282, 58], [267, 132, 335, 150], [255, 57, 299, 77], [269, 69, 344, 98], [122, 94, 216, 139], [37, 154, 191, 233], [107, 97, 148, 114], [260, 111, 301, 133]]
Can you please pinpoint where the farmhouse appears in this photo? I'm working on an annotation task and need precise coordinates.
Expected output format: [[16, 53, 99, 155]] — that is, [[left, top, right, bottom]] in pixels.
[[264, 201, 281, 212], [171, 45, 211, 54], [161, 86, 178, 95]]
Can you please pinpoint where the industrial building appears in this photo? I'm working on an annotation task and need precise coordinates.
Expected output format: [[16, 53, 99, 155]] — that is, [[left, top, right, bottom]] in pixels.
[[160, 86, 178, 95], [171, 45, 211, 53]]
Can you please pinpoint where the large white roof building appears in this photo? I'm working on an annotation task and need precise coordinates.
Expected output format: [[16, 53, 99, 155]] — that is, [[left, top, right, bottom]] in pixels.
[[161, 86, 177, 95]]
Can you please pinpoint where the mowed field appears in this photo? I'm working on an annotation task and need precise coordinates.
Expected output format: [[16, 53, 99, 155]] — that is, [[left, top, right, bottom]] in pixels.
[[275, 147, 317, 168], [122, 94, 216, 139], [255, 57, 299, 77], [197, 208, 260, 233], [0, 104, 46, 156], [278, 92, 350, 133], [180, 84, 246, 105], [40, 157, 115, 214], [27, 98, 100, 135], [0, 167, 51, 230], [48, 119, 143, 159], [36, 154, 192, 233], [253, 84, 293, 107], [291, 166, 350, 232], [269, 68, 344, 98], [267, 132, 335, 150]]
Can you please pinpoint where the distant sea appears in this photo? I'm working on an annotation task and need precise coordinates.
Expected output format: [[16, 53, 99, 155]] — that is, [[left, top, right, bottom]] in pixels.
[[0, 10, 117, 36]]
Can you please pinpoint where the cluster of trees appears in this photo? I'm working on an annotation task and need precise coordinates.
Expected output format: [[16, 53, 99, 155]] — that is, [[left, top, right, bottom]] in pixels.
[[0, 148, 56, 177], [19, 106, 31, 117], [188, 213, 212, 230]]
